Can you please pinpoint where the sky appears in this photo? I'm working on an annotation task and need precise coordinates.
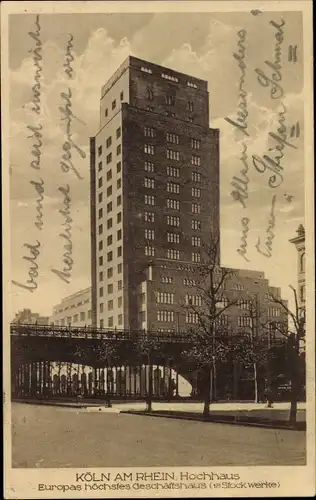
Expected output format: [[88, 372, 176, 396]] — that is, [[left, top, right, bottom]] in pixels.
[[8, 10, 305, 317]]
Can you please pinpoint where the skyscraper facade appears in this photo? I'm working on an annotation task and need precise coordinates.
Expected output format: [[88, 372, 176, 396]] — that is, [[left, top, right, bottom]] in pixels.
[[90, 56, 219, 331]]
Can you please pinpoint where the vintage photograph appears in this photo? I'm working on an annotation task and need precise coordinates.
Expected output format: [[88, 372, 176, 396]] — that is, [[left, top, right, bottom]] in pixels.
[[3, 0, 314, 497]]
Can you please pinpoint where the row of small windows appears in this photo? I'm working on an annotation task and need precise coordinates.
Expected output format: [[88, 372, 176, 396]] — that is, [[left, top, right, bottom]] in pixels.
[[57, 311, 91, 326], [98, 247, 122, 265], [167, 181, 180, 194], [185, 294, 202, 306], [99, 263, 123, 281], [98, 161, 122, 177], [268, 307, 281, 317], [99, 281, 123, 299], [183, 278, 197, 287], [56, 299, 90, 314], [157, 310, 174, 322], [144, 248, 201, 263], [144, 146, 201, 166], [161, 276, 173, 283], [157, 292, 174, 304], [99, 316, 123, 328], [167, 232, 180, 244], [167, 199, 180, 211], [167, 166, 179, 178], [144, 196, 201, 216], [237, 316, 252, 327]]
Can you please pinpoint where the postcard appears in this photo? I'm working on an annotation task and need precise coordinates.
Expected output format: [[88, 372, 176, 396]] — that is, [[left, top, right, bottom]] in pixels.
[[2, 0, 315, 498]]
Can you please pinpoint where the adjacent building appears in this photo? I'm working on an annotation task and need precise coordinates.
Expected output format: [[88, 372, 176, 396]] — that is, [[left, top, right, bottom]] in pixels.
[[50, 287, 92, 327], [289, 224, 306, 307], [12, 309, 49, 325]]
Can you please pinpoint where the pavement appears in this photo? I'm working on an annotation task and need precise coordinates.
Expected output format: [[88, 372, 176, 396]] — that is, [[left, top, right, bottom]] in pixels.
[[11, 403, 306, 468]]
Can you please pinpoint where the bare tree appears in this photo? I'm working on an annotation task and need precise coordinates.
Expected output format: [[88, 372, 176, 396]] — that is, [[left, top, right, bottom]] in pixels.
[[182, 231, 239, 418], [267, 286, 306, 425]]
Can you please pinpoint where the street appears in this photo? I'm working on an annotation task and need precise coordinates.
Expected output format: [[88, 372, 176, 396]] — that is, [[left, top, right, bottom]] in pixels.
[[11, 403, 306, 468]]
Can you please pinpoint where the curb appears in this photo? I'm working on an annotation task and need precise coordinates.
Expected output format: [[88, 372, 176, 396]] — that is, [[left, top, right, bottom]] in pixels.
[[122, 410, 305, 431]]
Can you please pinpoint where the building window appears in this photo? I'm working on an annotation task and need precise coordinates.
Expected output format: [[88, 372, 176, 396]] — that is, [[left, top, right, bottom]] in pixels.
[[188, 101, 194, 112], [108, 284, 113, 294], [166, 215, 180, 227], [157, 292, 174, 304], [98, 240, 103, 251], [187, 117, 193, 123], [192, 203, 201, 214], [192, 219, 201, 231], [161, 276, 173, 284], [118, 296, 123, 307], [145, 229, 155, 240], [183, 278, 196, 286], [185, 294, 202, 306], [99, 256, 103, 266], [232, 283, 245, 290], [98, 224, 103, 235], [99, 271, 104, 281], [88, 310, 92, 319], [98, 161, 102, 172], [165, 95, 175, 106], [117, 178, 121, 189], [166, 132, 179, 144], [192, 236, 201, 247], [117, 195, 122, 206], [107, 186, 112, 197], [187, 81, 198, 88], [107, 218, 112, 229], [100, 303, 104, 314], [106, 136, 112, 148], [185, 312, 199, 324], [191, 155, 201, 166], [192, 187, 201, 198], [116, 144, 121, 156], [112, 99, 116, 110], [144, 177, 155, 189], [116, 127, 121, 139], [144, 211, 155, 223], [146, 86, 154, 99], [118, 263, 122, 273], [167, 199, 180, 211], [107, 235, 113, 246], [120, 91, 124, 101], [238, 299, 251, 310], [107, 268, 113, 279], [167, 232, 180, 244], [268, 307, 280, 317], [144, 126, 155, 138], [167, 248, 180, 260], [117, 161, 121, 173], [157, 310, 174, 322], [117, 212, 122, 223], [118, 280, 122, 291], [145, 161, 155, 172], [98, 145, 102, 156], [105, 109, 108, 117], [167, 181, 180, 194], [106, 153, 112, 164], [217, 315, 229, 326], [145, 246, 155, 257], [98, 192, 103, 203], [144, 144, 155, 155], [107, 300, 113, 311], [145, 194, 155, 206], [73, 314, 78, 323], [300, 253, 305, 272], [192, 252, 201, 263], [108, 317, 113, 327], [166, 165, 179, 178], [98, 177, 103, 188], [117, 246, 122, 257], [237, 316, 252, 327], [192, 171, 201, 182], [191, 138, 201, 150], [117, 229, 122, 241], [106, 169, 112, 181], [99, 287, 104, 298], [98, 208, 103, 219], [107, 201, 112, 213], [107, 251, 113, 262], [166, 149, 180, 161]]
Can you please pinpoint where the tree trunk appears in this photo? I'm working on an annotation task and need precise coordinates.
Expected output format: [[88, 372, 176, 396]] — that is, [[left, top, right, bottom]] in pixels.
[[203, 366, 211, 419], [146, 363, 153, 412], [253, 362, 258, 403]]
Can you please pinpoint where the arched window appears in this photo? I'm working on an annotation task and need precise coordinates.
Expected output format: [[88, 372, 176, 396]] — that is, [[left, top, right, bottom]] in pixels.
[[300, 252, 305, 272]]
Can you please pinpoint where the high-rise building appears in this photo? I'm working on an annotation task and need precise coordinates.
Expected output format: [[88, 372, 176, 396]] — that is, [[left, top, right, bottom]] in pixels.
[[290, 224, 306, 307], [90, 56, 219, 331]]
